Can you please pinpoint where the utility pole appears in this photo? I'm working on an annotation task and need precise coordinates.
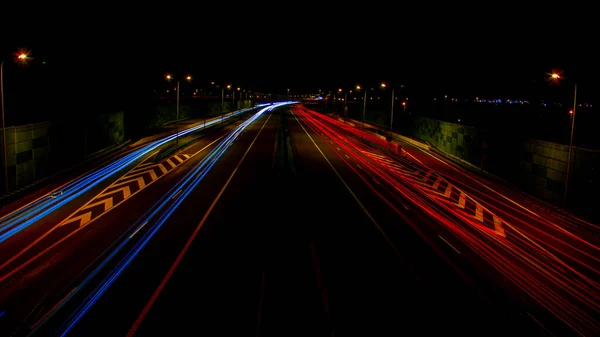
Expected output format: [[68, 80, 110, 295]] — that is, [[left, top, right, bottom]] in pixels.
[[564, 83, 577, 207]]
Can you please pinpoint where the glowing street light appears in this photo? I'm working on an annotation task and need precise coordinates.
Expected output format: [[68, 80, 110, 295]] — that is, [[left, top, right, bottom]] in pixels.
[[164, 73, 193, 147], [355, 85, 368, 130], [549, 71, 577, 207], [2, 49, 34, 193], [221, 84, 234, 126], [380, 82, 387, 88]]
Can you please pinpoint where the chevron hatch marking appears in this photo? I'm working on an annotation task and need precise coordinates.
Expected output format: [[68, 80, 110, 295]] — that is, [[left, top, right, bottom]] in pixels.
[[58, 154, 189, 229], [0, 135, 227, 282], [361, 150, 506, 237]]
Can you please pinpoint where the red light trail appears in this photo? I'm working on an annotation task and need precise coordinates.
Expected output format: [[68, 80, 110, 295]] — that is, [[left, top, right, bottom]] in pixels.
[[291, 105, 600, 336]]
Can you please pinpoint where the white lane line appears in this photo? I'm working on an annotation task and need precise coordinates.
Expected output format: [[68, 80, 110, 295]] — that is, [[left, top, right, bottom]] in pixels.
[[291, 111, 401, 257], [129, 222, 148, 239], [439, 235, 461, 254]]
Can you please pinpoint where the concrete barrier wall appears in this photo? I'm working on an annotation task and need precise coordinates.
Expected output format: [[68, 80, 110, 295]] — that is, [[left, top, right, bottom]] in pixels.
[[0, 122, 51, 190], [0, 110, 125, 193], [412, 117, 480, 166], [411, 116, 599, 215], [520, 139, 599, 206]]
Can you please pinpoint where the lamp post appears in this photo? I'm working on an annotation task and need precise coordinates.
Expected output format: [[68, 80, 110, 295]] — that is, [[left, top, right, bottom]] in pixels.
[[222, 84, 231, 126], [234, 87, 240, 112], [165, 73, 192, 147], [390, 88, 395, 137], [344, 90, 347, 119], [356, 85, 367, 130], [1, 51, 30, 193], [565, 83, 577, 207], [550, 72, 577, 207]]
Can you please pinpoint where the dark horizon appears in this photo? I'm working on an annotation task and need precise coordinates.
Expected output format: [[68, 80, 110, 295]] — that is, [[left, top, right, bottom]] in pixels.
[[3, 39, 596, 95]]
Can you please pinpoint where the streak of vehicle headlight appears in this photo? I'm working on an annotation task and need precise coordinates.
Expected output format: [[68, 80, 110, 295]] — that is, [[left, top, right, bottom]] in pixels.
[[0, 107, 257, 242], [28, 102, 292, 336]]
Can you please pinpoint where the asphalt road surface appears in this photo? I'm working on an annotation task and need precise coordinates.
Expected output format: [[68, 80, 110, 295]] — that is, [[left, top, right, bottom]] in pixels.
[[1, 103, 597, 336]]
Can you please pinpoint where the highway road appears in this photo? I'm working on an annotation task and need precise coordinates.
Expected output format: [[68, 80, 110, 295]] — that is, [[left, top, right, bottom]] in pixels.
[[0, 104, 274, 336], [0, 102, 597, 336]]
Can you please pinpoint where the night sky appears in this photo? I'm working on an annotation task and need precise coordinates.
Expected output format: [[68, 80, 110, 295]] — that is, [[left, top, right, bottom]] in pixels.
[[2, 26, 596, 125]]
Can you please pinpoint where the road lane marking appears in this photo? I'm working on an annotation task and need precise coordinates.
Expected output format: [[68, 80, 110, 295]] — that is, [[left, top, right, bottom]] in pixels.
[[290, 111, 400, 257], [457, 192, 466, 209], [129, 222, 148, 239], [475, 203, 484, 221], [0, 135, 228, 282], [493, 216, 506, 237], [171, 190, 182, 199], [344, 154, 350, 159], [439, 235, 461, 254], [58, 137, 226, 230], [444, 184, 453, 197], [29, 287, 77, 329], [526, 312, 556, 336], [432, 177, 442, 190], [0, 146, 142, 223], [411, 146, 540, 217], [361, 150, 506, 237], [126, 113, 273, 337]]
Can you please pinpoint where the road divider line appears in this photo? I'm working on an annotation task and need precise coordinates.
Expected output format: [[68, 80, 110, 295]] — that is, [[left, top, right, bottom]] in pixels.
[[126, 112, 273, 337], [439, 235, 461, 254], [290, 111, 400, 257], [29, 287, 77, 330], [41, 105, 285, 337], [171, 190, 182, 199], [129, 222, 148, 239], [0, 135, 227, 281]]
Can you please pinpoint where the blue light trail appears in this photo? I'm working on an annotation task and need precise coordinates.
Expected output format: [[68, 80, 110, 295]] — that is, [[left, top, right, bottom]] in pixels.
[[26, 102, 294, 336], [0, 107, 259, 243]]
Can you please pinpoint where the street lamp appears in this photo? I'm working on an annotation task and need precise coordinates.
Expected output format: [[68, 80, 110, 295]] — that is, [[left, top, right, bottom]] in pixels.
[[336, 88, 348, 119], [549, 72, 577, 207], [382, 83, 395, 137], [233, 87, 240, 110], [1, 50, 31, 193], [165, 73, 192, 147], [356, 85, 367, 129]]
